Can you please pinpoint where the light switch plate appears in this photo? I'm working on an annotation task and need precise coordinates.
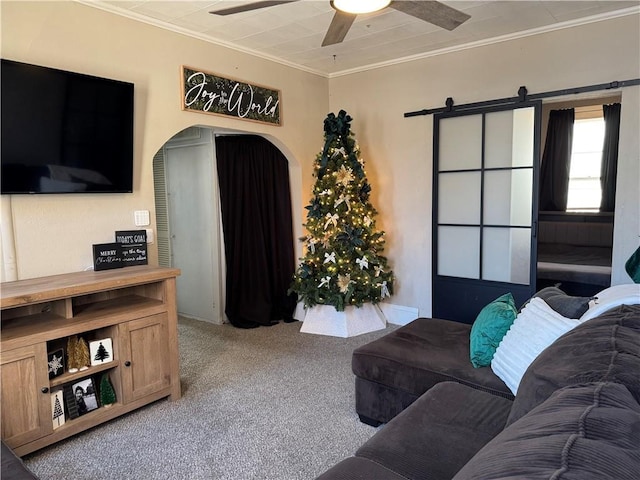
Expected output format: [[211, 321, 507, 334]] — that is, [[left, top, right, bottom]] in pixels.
[[134, 210, 150, 226]]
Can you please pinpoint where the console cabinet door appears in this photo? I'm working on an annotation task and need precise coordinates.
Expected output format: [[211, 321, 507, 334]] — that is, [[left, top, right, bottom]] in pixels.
[[119, 313, 171, 402], [1, 343, 53, 448]]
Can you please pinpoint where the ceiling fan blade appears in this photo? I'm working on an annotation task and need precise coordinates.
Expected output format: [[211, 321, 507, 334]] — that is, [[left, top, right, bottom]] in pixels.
[[322, 10, 357, 46], [389, 1, 470, 31], [209, 1, 298, 16]]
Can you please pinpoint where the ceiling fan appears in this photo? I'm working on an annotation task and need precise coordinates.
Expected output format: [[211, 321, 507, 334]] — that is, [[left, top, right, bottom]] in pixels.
[[209, 1, 471, 47]]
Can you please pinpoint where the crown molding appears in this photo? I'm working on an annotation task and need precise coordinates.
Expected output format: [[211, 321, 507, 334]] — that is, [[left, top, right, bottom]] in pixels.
[[329, 6, 640, 78], [74, 0, 328, 78]]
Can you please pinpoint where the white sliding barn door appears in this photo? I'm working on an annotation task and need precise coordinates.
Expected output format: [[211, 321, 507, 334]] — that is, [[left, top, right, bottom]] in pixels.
[[433, 103, 541, 322]]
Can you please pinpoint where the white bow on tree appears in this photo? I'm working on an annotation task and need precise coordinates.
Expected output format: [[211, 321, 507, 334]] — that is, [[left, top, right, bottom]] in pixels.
[[307, 238, 317, 254], [332, 147, 346, 158], [334, 194, 351, 212], [324, 252, 337, 264], [355, 256, 369, 269], [324, 213, 339, 230]]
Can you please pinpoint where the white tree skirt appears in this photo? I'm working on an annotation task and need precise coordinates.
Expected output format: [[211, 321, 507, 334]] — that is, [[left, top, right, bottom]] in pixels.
[[299, 303, 387, 338]]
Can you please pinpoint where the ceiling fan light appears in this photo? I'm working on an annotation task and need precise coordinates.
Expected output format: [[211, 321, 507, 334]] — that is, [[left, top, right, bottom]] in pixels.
[[332, 0, 391, 15]]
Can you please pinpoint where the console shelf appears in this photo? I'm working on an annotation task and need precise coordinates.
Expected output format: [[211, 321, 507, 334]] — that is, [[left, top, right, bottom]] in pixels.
[[0, 265, 181, 456]]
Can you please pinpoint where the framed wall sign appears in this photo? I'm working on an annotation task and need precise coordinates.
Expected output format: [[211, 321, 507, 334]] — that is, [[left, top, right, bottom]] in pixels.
[[181, 65, 281, 126]]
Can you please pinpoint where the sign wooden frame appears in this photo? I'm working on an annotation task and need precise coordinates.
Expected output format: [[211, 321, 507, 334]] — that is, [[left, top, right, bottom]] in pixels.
[[181, 65, 281, 126]]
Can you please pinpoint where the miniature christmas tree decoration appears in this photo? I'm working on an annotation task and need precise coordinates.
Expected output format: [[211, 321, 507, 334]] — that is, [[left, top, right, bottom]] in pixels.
[[94, 342, 110, 362], [76, 337, 91, 371], [99, 373, 117, 407], [67, 336, 79, 373]]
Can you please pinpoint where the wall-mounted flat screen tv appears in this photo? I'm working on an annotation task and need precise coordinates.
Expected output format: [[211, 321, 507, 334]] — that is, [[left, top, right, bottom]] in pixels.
[[1, 59, 134, 194]]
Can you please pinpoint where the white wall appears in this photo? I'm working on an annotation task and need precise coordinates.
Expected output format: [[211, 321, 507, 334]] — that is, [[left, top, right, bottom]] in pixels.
[[0, 1, 328, 280], [612, 85, 640, 285], [329, 14, 640, 316]]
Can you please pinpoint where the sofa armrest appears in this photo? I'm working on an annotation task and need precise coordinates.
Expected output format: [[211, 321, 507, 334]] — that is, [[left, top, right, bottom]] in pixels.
[[1, 441, 39, 480]]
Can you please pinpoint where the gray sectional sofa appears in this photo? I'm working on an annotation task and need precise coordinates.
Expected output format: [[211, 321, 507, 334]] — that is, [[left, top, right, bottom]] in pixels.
[[317, 301, 640, 479]]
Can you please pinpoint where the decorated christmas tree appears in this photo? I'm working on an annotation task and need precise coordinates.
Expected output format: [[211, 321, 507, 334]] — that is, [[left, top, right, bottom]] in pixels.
[[290, 110, 393, 312]]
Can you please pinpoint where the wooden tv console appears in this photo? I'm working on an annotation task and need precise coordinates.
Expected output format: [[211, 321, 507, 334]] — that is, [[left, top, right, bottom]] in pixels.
[[0, 265, 181, 456]]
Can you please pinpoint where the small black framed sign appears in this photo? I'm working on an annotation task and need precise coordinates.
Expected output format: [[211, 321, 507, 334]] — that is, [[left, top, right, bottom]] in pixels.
[[115, 230, 148, 266], [181, 65, 281, 126], [92, 243, 123, 271], [47, 349, 65, 379]]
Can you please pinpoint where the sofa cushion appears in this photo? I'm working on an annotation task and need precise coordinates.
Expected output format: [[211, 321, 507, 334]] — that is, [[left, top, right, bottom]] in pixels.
[[526, 285, 591, 318], [469, 293, 517, 368], [352, 318, 513, 401], [491, 297, 581, 395], [356, 382, 513, 480], [507, 304, 640, 426], [315, 456, 409, 480], [579, 284, 640, 322], [453, 382, 640, 480]]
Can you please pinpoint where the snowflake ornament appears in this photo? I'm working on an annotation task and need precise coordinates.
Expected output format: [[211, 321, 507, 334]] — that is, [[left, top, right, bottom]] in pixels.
[[48, 354, 64, 375]]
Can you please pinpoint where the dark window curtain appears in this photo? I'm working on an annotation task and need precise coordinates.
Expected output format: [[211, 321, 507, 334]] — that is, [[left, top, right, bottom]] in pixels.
[[600, 103, 621, 212], [215, 135, 297, 328], [539, 108, 575, 211]]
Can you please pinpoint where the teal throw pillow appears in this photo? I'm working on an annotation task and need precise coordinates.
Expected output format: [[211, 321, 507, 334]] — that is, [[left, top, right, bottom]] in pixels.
[[469, 293, 517, 368]]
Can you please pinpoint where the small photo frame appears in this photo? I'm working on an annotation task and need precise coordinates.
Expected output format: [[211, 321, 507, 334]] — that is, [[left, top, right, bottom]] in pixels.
[[89, 338, 113, 367], [47, 348, 65, 379], [51, 389, 66, 429], [72, 378, 99, 416]]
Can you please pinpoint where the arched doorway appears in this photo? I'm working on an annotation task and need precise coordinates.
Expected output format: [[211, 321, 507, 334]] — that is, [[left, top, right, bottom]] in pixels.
[[152, 126, 298, 327]]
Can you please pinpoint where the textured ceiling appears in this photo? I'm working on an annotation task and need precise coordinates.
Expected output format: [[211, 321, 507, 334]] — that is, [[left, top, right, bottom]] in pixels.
[[87, 1, 640, 76]]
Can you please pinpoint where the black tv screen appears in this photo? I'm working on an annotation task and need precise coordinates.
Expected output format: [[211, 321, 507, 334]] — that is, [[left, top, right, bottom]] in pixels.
[[1, 59, 134, 194]]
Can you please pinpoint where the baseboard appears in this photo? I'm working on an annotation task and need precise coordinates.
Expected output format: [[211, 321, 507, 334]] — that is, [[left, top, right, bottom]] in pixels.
[[378, 303, 419, 326]]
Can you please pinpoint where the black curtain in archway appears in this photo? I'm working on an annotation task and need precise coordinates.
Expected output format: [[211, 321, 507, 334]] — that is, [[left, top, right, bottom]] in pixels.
[[539, 108, 575, 211], [215, 135, 297, 328], [600, 103, 621, 212]]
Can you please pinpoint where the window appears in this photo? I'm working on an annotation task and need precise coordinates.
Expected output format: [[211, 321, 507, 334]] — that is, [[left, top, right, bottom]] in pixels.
[[566, 111, 605, 212]]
